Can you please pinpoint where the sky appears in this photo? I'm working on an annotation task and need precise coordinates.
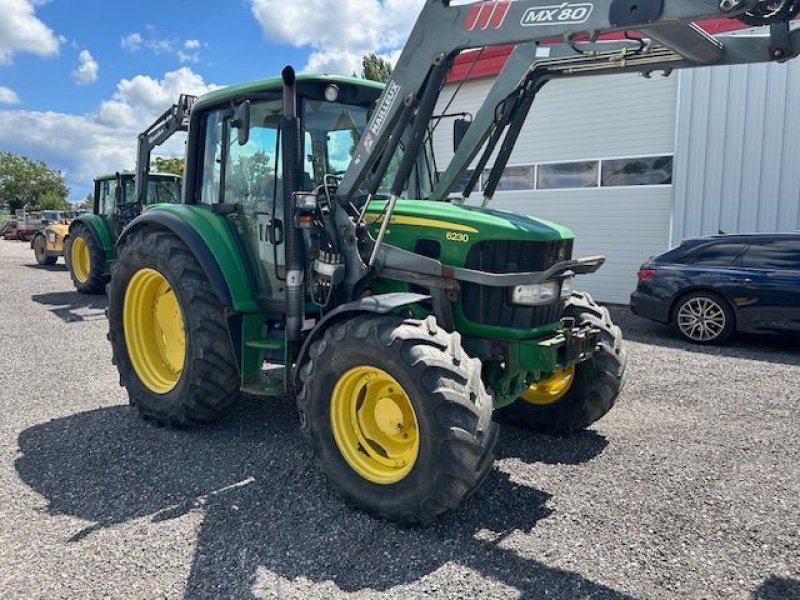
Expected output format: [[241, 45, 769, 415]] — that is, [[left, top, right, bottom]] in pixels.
[[0, 0, 425, 200]]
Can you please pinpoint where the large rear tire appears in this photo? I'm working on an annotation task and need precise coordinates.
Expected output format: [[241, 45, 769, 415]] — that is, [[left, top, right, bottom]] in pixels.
[[108, 228, 241, 426], [500, 292, 626, 434], [33, 234, 57, 266], [297, 315, 498, 524], [66, 223, 106, 294]]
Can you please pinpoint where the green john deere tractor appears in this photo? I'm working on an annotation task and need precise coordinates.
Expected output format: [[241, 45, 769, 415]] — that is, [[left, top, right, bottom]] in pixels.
[[107, 0, 800, 523], [66, 172, 181, 294]]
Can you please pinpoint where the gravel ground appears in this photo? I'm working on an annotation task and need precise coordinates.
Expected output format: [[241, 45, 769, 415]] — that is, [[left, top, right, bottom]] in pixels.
[[0, 238, 798, 600]]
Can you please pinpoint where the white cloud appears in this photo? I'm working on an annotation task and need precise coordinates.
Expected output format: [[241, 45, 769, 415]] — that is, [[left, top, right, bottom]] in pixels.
[[121, 31, 206, 64], [72, 50, 98, 85], [249, 0, 424, 75], [120, 32, 143, 52], [0, 67, 218, 199], [0, 0, 61, 64], [0, 86, 20, 104]]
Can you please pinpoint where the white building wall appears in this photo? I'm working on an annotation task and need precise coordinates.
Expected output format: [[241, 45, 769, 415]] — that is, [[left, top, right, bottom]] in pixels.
[[673, 62, 800, 244]]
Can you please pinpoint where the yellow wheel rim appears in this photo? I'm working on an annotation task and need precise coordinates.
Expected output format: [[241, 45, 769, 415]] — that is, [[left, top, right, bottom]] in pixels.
[[330, 366, 420, 485], [521, 365, 576, 406], [71, 237, 91, 283], [123, 268, 186, 395]]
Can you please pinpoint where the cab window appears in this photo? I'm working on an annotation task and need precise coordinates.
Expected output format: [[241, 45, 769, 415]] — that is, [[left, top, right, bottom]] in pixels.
[[98, 179, 119, 217], [199, 101, 283, 208]]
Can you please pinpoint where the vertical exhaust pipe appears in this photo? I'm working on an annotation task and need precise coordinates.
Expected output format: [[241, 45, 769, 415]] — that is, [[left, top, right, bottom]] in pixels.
[[281, 66, 305, 342]]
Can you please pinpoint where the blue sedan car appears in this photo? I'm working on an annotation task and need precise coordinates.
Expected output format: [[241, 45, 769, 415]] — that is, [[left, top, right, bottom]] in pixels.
[[630, 233, 800, 344]]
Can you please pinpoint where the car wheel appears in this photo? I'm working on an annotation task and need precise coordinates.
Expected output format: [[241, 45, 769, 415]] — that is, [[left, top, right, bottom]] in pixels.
[[673, 292, 735, 345]]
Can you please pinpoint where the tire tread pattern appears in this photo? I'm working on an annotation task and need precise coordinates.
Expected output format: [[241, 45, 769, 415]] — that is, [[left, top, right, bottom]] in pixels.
[[108, 229, 240, 426], [500, 292, 627, 434], [297, 314, 498, 525], [66, 222, 107, 295]]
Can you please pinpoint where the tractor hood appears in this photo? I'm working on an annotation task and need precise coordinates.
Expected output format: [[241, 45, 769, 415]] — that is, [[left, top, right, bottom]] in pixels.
[[364, 199, 574, 243]]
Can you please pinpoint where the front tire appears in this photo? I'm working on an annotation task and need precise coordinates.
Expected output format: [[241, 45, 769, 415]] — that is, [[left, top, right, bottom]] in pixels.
[[66, 223, 106, 294], [33, 235, 56, 266], [298, 315, 498, 524], [108, 228, 241, 426], [500, 292, 626, 434]]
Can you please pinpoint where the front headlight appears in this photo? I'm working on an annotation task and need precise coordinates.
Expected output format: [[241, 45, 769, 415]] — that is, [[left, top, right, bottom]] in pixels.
[[511, 282, 560, 306]]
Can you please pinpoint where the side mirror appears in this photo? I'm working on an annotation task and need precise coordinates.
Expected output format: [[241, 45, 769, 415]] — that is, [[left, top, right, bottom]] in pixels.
[[232, 100, 251, 146], [453, 118, 471, 152]]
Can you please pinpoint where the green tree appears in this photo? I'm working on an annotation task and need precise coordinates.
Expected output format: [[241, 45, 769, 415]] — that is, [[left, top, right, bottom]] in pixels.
[[152, 157, 185, 176], [37, 192, 70, 211], [362, 54, 393, 83], [0, 152, 69, 212]]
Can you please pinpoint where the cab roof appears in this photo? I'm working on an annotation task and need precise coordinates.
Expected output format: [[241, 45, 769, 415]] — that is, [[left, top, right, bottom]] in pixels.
[[94, 172, 182, 182], [192, 74, 385, 113]]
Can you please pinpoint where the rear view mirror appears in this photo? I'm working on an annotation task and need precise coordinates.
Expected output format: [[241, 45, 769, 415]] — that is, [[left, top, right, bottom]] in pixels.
[[232, 100, 251, 146], [453, 118, 471, 152]]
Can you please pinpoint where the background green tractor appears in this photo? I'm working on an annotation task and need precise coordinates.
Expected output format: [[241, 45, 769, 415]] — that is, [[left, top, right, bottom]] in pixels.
[[66, 172, 181, 294]]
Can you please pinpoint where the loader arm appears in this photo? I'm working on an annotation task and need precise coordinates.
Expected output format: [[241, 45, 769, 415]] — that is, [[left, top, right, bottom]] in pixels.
[[336, 0, 800, 207], [435, 26, 800, 203], [134, 94, 197, 208]]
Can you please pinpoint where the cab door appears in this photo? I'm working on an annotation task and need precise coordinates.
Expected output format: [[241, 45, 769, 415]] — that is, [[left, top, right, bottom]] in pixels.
[[197, 100, 286, 309]]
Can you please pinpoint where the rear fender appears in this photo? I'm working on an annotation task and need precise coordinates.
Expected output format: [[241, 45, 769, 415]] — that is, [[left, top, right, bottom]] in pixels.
[[116, 205, 258, 313], [70, 215, 115, 270], [292, 293, 430, 389]]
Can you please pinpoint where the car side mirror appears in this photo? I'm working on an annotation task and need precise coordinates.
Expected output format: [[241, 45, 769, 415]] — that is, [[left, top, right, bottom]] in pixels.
[[232, 100, 251, 146], [453, 118, 471, 152]]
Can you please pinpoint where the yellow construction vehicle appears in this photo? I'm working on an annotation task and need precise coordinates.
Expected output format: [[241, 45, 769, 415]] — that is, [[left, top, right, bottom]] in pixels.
[[31, 212, 82, 266]]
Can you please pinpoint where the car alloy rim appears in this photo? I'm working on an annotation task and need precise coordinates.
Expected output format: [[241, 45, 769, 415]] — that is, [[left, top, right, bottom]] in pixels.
[[123, 268, 186, 394], [330, 366, 419, 485], [521, 365, 576, 406], [677, 297, 726, 342], [71, 237, 91, 283]]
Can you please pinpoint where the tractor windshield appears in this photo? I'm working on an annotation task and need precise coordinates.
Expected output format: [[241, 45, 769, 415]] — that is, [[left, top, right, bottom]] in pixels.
[[302, 98, 434, 201], [122, 177, 181, 206]]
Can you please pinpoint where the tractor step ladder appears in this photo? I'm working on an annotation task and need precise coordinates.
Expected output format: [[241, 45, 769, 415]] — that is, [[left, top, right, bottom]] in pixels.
[[241, 338, 287, 397]]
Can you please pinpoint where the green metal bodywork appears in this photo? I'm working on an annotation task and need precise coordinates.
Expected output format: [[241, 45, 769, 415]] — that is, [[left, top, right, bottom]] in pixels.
[[364, 201, 573, 344], [192, 74, 384, 113], [76, 214, 116, 272], [364, 199, 577, 406], [144, 204, 258, 313]]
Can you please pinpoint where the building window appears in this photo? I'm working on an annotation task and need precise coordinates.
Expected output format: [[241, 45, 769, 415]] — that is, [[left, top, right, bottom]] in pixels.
[[602, 155, 673, 187], [537, 161, 599, 190], [489, 165, 537, 191]]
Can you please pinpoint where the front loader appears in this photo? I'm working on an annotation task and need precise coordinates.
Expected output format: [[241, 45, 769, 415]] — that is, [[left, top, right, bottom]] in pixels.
[[107, 0, 800, 523]]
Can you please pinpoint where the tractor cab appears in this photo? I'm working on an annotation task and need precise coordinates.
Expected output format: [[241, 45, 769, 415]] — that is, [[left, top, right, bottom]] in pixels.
[[94, 172, 182, 240], [181, 75, 434, 309]]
